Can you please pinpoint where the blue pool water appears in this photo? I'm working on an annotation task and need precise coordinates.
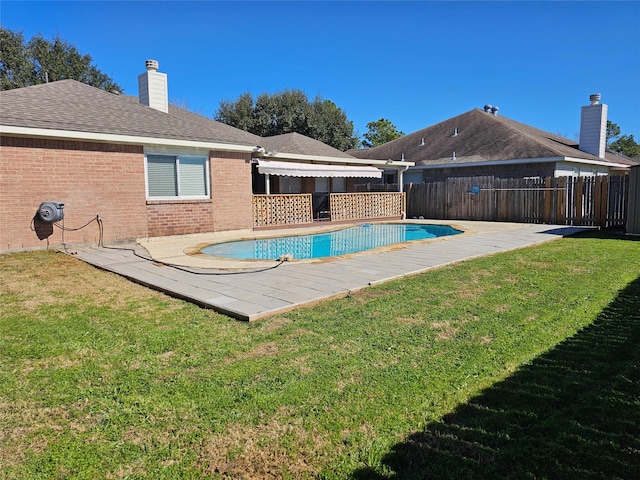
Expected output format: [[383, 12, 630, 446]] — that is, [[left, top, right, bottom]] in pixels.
[[200, 223, 462, 260]]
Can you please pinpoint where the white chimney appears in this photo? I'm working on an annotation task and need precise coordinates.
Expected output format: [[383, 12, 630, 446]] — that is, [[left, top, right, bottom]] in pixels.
[[579, 93, 607, 158], [138, 60, 168, 113]]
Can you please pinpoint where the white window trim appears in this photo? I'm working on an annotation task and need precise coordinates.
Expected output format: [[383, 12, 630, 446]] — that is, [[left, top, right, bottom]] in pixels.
[[145, 152, 211, 200]]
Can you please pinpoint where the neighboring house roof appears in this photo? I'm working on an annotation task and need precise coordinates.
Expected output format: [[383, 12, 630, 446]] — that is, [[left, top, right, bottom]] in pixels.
[[0, 79, 262, 146], [260, 132, 354, 159], [349, 108, 637, 169]]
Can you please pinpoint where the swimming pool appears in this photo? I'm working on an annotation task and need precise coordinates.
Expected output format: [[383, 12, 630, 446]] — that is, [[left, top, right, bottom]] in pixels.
[[200, 223, 462, 260]]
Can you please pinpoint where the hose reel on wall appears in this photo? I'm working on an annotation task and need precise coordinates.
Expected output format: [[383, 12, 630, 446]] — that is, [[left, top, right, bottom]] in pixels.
[[38, 202, 65, 223], [32, 202, 103, 250]]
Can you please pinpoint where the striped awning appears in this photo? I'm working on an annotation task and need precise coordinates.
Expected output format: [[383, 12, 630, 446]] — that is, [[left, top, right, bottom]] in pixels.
[[256, 159, 382, 178]]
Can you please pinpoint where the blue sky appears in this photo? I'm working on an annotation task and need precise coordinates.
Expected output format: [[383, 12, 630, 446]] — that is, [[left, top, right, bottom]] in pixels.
[[3, 1, 640, 142]]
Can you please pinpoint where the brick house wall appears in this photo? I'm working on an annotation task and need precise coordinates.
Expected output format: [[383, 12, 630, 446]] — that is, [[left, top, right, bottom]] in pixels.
[[1, 136, 148, 252], [1, 138, 256, 253], [209, 151, 254, 232], [146, 199, 214, 237]]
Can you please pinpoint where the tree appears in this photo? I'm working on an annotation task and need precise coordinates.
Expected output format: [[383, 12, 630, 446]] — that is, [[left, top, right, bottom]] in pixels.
[[0, 28, 32, 90], [606, 120, 621, 143], [309, 98, 361, 151], [0, 27, 122, 92], [361, 118, 404, 148], [215, 89, 359, 151], [606, 120, 640, 158], [609, 134, 640, 158]]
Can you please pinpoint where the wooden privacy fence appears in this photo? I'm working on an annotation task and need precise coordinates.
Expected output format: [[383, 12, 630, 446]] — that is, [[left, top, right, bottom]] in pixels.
[[406, 176, 629, 227], [627, 167, 640, 234], [253, 192, 404, 227]]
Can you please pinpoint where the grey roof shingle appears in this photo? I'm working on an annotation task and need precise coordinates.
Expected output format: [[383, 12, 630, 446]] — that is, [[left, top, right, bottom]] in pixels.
[[349, 108, 638, 167], [0, 80, 263, 146], [0, 80, 369, 162], [260, 132, 354, 159]]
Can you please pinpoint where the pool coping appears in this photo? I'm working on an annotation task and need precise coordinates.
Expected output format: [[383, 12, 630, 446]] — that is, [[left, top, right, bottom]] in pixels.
[[137, 220, 477, 270], [73, 221, 591, 321]]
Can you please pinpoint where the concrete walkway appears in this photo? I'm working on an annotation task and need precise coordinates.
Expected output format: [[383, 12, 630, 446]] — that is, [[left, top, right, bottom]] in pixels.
[[73, 221, 588, 321]]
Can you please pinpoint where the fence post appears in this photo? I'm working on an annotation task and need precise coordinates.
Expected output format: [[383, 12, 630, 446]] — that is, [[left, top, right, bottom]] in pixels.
[[601, 176, 610, 228], [544, 177, 552, 224], [556, 177, 566, 224], [575, 177, 583, 225]]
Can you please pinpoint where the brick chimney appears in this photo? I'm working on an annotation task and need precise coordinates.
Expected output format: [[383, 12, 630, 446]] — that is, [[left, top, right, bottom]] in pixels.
[[138, 60, 168, 113], [579, 93, 607, 158]]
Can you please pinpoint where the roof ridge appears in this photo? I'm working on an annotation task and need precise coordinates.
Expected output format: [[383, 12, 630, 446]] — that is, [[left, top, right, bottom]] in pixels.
[[487, 112, 575, 158]]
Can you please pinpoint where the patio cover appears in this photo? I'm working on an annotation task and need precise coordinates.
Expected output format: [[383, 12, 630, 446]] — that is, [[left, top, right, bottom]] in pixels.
[[257, 159, 382, 178]]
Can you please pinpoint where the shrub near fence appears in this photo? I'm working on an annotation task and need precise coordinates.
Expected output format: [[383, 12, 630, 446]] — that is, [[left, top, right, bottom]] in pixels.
[[406, 176, 629, 228]]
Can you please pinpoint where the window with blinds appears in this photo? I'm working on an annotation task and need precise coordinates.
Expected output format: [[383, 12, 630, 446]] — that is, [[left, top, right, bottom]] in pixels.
[[146, 154, 209, 199]]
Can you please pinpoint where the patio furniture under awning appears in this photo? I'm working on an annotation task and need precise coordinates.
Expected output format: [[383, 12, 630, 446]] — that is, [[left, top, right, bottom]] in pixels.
[[256, 159, 383, 178]]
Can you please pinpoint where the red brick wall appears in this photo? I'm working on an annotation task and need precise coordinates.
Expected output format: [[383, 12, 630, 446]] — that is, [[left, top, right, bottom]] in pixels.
[[1, 136, 148, 252], [209, 151, 254, 231], [1, 139, 259, 252], [146, 200, 214, 237]]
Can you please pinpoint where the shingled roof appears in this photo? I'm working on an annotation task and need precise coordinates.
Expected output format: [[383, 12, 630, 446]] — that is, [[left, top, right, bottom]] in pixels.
[[260, 132, 354, 159], [0, 79, 263, 146], [0, 79, 387, 167], [350, 108, 636, 168]]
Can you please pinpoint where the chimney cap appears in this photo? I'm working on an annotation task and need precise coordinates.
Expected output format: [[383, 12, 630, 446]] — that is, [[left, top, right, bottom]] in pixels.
[[589, 93, 601, 105], [145, 59, 159, 71]]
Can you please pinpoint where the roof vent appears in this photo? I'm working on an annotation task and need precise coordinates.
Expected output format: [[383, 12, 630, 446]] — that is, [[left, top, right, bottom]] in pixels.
[[484, 104, 492, 112], [589, 93, 601, 105], [451, 151, 456, 162], [491, 106, 499, 116], [419, 137, 425, 146], [145, 59, 159, 71], [452, 128, 458, 137]]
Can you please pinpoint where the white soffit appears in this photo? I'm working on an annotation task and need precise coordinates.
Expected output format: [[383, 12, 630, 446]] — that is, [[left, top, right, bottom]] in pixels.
[[257, 159, 382, 178]]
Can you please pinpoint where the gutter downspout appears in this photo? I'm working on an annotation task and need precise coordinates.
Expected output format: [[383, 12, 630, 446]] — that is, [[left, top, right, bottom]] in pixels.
[[398, 164, 409, 219], [397, 164, 409, 193]]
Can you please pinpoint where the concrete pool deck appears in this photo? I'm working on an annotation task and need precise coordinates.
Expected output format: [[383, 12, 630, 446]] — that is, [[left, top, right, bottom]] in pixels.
[[73, 221, 589, 321]]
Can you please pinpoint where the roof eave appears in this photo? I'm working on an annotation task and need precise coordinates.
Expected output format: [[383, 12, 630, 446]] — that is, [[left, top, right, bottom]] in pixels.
[[0, 125, 259, 153], [563, 156, 630, 169], [0, 125, 415, 167], [256, 150, 415, 167], [412, 156, 629, 170]]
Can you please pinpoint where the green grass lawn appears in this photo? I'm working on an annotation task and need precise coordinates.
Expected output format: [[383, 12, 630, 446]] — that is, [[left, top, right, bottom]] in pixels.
[[1, 230, 639, 479]]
